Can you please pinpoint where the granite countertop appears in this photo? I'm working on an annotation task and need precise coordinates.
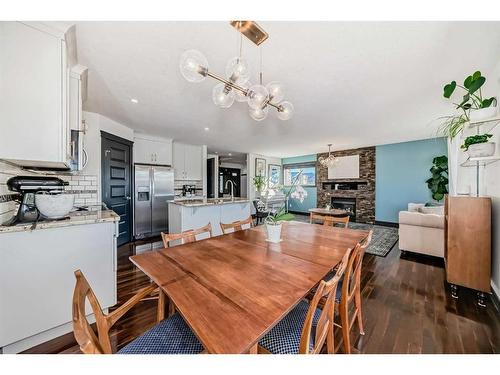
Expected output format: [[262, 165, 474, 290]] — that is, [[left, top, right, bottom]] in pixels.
[[0, 206, 120, 234], [169, 198, 250, 207]]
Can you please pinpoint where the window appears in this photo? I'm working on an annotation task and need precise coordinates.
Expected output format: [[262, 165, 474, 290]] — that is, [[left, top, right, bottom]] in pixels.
[[283, 162, 316, 186]]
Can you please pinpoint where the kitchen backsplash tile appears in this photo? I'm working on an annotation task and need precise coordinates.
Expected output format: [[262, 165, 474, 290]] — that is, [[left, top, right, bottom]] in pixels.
[[0, 161, 99, 224], [173, 179, 204, 196]]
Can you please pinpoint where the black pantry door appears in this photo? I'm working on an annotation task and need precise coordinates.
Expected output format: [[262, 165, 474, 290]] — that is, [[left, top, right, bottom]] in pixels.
[[101, 131, 133, 246]]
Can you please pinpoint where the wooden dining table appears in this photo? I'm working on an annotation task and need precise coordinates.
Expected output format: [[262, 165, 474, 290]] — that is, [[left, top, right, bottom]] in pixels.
[[130, 221, 369, 354]]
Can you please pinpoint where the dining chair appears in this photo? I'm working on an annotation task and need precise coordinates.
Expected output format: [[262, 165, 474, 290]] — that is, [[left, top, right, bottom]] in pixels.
[[323, 215, 350, 228], [72, 270, 204, 354], [309, 212, 328, 224], [258, 246, 353, 354], [334, 230, 373, 354], [253, 199, 269, 225], [161, 223, 213, 248], [220, 216, 254, 234]]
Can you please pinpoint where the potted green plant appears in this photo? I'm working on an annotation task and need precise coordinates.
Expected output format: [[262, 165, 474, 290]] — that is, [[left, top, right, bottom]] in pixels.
[[440, 71, 497, 137], [461, 134, 495, 158], [252, 175, 266, 197], [264, 172, 307, 243], [426, 155, 448, 201]]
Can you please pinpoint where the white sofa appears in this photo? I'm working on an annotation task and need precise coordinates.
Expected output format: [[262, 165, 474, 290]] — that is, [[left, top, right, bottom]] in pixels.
[[398, 203, 445, 258]]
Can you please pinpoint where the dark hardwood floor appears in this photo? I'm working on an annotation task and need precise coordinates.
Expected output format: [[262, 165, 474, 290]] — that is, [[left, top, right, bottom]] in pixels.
[[22, 222, 500, 354]]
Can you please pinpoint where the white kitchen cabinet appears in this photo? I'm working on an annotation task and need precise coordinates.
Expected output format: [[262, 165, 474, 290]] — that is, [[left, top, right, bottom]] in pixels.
[[134, 136, 172, 165], [0, 22, 76, 169], [0, 221, 117, 353], [173, 142, 202, 180]]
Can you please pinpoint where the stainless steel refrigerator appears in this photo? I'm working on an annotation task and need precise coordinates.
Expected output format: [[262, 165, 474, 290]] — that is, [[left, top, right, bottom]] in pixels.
[[134, 165, 174, 239]]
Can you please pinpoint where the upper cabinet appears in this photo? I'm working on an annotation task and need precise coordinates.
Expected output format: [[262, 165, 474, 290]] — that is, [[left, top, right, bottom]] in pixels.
[[134, 135, 172, 165], [0, 22, 82, 169], [173, 142, 202, 180]]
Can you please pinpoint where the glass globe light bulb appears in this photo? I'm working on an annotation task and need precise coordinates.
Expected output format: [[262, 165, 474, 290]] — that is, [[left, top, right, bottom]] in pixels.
[[266, 81, 285, 103], [179, 49, 208, 83], [277, 101, 294, 121], [212, 83, 235, 108], [235, 81, 251, 103], [247, 84, 269, 109], [225, 57, 250, 85], [249, 106, 269, 122]]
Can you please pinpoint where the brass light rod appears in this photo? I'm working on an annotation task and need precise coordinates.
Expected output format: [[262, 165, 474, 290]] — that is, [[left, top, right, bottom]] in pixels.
[[204, 70, 282, 111]]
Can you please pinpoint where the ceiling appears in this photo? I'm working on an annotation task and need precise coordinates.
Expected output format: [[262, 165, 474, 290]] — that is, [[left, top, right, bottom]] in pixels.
[[74, 21, 500, 157]]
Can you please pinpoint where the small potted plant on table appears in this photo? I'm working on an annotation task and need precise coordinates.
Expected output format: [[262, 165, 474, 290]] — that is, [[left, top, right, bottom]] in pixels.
[[264, 171, 307, 243]]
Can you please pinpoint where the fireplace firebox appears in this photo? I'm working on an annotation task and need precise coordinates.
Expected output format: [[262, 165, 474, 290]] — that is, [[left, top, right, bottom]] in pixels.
[[331, 197, 356, 222]]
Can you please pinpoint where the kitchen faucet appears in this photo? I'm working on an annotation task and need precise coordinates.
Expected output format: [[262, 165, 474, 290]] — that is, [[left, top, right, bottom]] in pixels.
[[225, 180, 235, 201]]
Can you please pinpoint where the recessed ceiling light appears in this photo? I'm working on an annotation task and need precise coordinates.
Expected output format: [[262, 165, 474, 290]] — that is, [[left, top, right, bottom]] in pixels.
[[214, 151, 218, 154], [228, 153, 232, 156], [130, 98, 139, 104], [204, 127, 210, 131]]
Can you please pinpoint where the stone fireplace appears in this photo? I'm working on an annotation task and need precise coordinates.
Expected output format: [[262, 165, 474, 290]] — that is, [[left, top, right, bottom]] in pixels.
[[331, 197, 357, 221], [317, 146, 375, 224]]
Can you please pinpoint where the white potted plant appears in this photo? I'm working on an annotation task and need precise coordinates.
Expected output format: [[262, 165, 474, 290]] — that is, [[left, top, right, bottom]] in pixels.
[[461, 134, 495, 158], [264, 172, 307, 243], [440, 71, 497, 137]]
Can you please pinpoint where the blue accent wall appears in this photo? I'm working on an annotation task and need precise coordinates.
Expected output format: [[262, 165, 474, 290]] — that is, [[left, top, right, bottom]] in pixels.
[[375, 138, 448, 223], [282, 154, 317, 214]]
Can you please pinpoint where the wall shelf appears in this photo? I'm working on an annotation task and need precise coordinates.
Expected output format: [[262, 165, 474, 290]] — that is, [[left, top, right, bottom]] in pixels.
[[467, 116, 500, 133], [460, 155, 500, 167]]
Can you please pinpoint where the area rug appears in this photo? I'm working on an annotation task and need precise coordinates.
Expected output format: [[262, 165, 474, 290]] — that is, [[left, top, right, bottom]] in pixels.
[[347, 223, 398, 257]]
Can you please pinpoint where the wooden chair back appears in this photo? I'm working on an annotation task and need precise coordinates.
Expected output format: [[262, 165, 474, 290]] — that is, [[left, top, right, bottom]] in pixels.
[[323, 215, 350, 228], [300, 245, 353, 354], [309, 212, 328, 224], [339, 230, 373, 308], [72, 270, 156, 354], [161, 223, 213, 248], [220, 216, 253, 234]]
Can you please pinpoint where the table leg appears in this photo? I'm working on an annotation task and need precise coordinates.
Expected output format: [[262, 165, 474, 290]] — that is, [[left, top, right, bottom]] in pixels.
[[157, 289, 166, 322], [247, 344, 258, 354]]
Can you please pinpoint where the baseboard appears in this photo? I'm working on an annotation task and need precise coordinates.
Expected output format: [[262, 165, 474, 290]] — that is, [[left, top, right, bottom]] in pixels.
[[375, 220, 399, 228]]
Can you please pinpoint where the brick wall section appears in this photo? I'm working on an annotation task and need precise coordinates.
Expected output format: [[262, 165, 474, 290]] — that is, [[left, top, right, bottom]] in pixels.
[[316, 146, 376, 224]]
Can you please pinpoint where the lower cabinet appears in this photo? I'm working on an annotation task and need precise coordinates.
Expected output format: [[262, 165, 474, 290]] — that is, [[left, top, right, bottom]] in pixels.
[[445, 196, 491, 303], [0, 222, 117, 353]]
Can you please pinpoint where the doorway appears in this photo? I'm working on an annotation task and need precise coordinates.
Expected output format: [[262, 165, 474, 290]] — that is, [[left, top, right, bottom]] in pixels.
[[101, 131, 133, 246]]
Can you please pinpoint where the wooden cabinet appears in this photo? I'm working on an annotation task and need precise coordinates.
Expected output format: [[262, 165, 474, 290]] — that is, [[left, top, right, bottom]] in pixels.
[[445, 196, 491, 305], [0, 22, 76, 169], [133, 136, 172, 165], [173, 142, 202, 180]]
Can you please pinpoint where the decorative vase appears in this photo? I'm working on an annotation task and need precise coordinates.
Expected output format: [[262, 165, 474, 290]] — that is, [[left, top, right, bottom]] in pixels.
[[266, 222, 282, 243], [469, 106, 497, 122], [467, 142, 496, 158]]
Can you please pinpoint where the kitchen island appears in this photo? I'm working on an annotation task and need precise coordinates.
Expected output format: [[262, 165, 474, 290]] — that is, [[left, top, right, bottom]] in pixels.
[[168, 198, 251, 237], [0, 207, 119, 353]]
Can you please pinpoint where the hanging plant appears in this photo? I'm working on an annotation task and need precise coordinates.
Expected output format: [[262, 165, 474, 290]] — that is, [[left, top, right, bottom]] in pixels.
[[426, 155, 448, 201]]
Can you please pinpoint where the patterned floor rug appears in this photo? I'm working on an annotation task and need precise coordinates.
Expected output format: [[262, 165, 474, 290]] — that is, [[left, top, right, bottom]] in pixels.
[[347, 222, 399, 257], [291, 214, 398, 257]]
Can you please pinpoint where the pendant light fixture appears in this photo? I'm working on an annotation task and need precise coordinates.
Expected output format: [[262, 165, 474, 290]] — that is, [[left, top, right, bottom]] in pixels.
[[179, 21, 294, 121], [319, 144, 338, 168]]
